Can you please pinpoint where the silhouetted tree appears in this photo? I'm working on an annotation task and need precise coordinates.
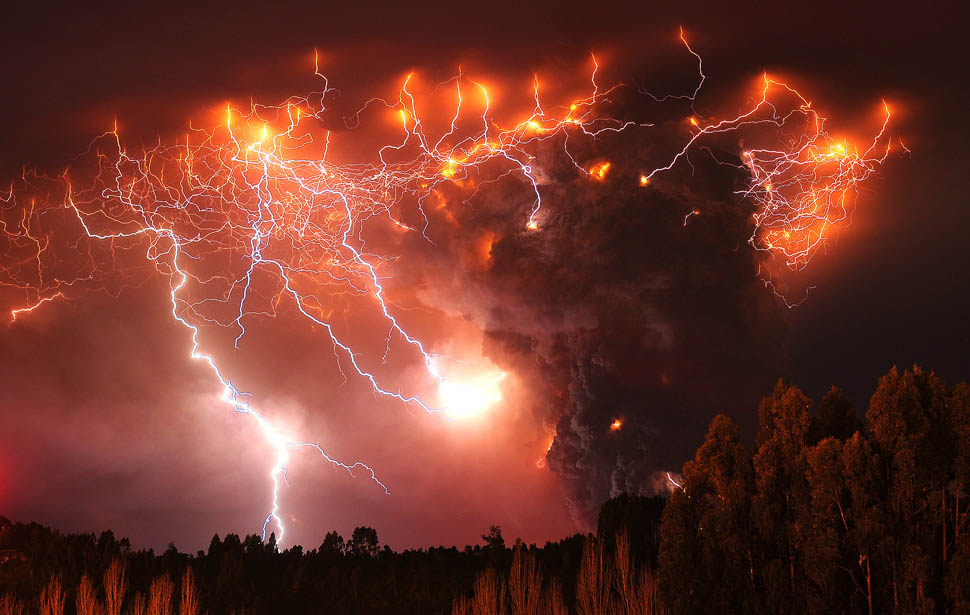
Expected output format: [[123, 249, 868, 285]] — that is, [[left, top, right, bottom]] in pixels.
[[319, 531, 344, 556], [349, 527, 379, 558], [596, 494, 665, 567], [482, 527, 505, 551]]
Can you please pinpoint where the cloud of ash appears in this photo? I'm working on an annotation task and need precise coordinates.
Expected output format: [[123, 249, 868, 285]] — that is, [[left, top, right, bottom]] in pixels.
[[389, 100, 785, 526]]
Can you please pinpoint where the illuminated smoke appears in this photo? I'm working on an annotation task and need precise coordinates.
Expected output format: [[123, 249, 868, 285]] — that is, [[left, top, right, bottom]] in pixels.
[[0, 32, 894, 537]]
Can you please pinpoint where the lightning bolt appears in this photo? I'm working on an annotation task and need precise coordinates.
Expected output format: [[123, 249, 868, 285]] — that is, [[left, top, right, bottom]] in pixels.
[[0, 31, 897, 545]]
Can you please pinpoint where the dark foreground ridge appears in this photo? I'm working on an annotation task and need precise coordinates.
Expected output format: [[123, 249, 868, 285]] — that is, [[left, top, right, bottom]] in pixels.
[[2, 364, 969, 614]]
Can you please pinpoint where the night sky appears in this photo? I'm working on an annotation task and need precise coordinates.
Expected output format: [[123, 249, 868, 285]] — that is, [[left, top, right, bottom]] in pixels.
[[0, 1, 966, 552]]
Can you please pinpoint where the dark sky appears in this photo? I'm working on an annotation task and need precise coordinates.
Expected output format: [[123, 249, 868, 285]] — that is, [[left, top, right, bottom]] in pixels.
[[0, 1, 967, 551]]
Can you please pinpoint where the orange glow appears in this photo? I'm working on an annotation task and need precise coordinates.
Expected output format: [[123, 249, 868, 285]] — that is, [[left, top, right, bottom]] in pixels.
[[476, 232, 495, 265], [0, 34, 897, 539], [589, 161, 611, 181], [536, 436, 555, 468], [731, 75, 895, 276]]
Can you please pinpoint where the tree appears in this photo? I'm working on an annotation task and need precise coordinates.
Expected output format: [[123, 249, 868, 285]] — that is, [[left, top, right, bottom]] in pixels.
[[509, 546, 541, 615], [319, 531, 345, 555], [658, 489, 702, 614], [206, 534, 222, 558], [76, 575, 102, 615], [614, 531, 667, 615], [178, 570, 200, 615], [127, 594, 147, 615], [470, 568, 506, 615], [800, 437, 852, 613], [807, 387, 862, 445], [659, 414, 755, 613], [841, 431, 890, 613], [482, 526, 505, 551], [947, 532, 970, 614], [146, 574, 173, 615], [38, 576, 64, 615], [945, 382, 970, 612], [103, 559, 126, 615], [543, 578, 568, 615], [867, 365, 950, 612], [752, 381, 812, 612], [349, 527, 379, 558], [596, 494, 665, 567], [0, 595, 25, 615], [577, 537, 612, 615]]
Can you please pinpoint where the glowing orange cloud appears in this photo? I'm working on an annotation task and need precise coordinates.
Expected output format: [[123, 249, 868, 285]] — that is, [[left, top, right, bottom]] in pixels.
[[0, 30, 897, 542]]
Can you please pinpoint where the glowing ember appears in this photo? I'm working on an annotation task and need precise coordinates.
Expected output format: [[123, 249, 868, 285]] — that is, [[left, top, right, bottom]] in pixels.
[[589, 161, 612, 181], [536, 437, 555, 469]]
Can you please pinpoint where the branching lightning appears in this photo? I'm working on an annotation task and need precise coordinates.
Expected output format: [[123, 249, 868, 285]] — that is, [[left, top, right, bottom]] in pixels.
[[0, 32, 896, 542]]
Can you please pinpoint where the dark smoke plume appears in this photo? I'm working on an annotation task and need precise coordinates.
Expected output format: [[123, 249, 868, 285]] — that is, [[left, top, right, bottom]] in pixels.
[[395, 102, 786, 526]]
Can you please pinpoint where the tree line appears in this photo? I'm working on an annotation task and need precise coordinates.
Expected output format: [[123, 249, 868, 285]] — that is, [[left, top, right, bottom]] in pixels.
[[658, 365, 970, 614], [2, 364, 968, 613]]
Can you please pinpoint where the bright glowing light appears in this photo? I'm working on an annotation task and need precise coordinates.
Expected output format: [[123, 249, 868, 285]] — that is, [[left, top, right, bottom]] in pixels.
[[666, 471, 683, 489], [610, 418, 623, 431], [589, 161, 612, 181], [10, 292, 63, 321], [536, 437, 555, 468], [439, 372, 506, 420]]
